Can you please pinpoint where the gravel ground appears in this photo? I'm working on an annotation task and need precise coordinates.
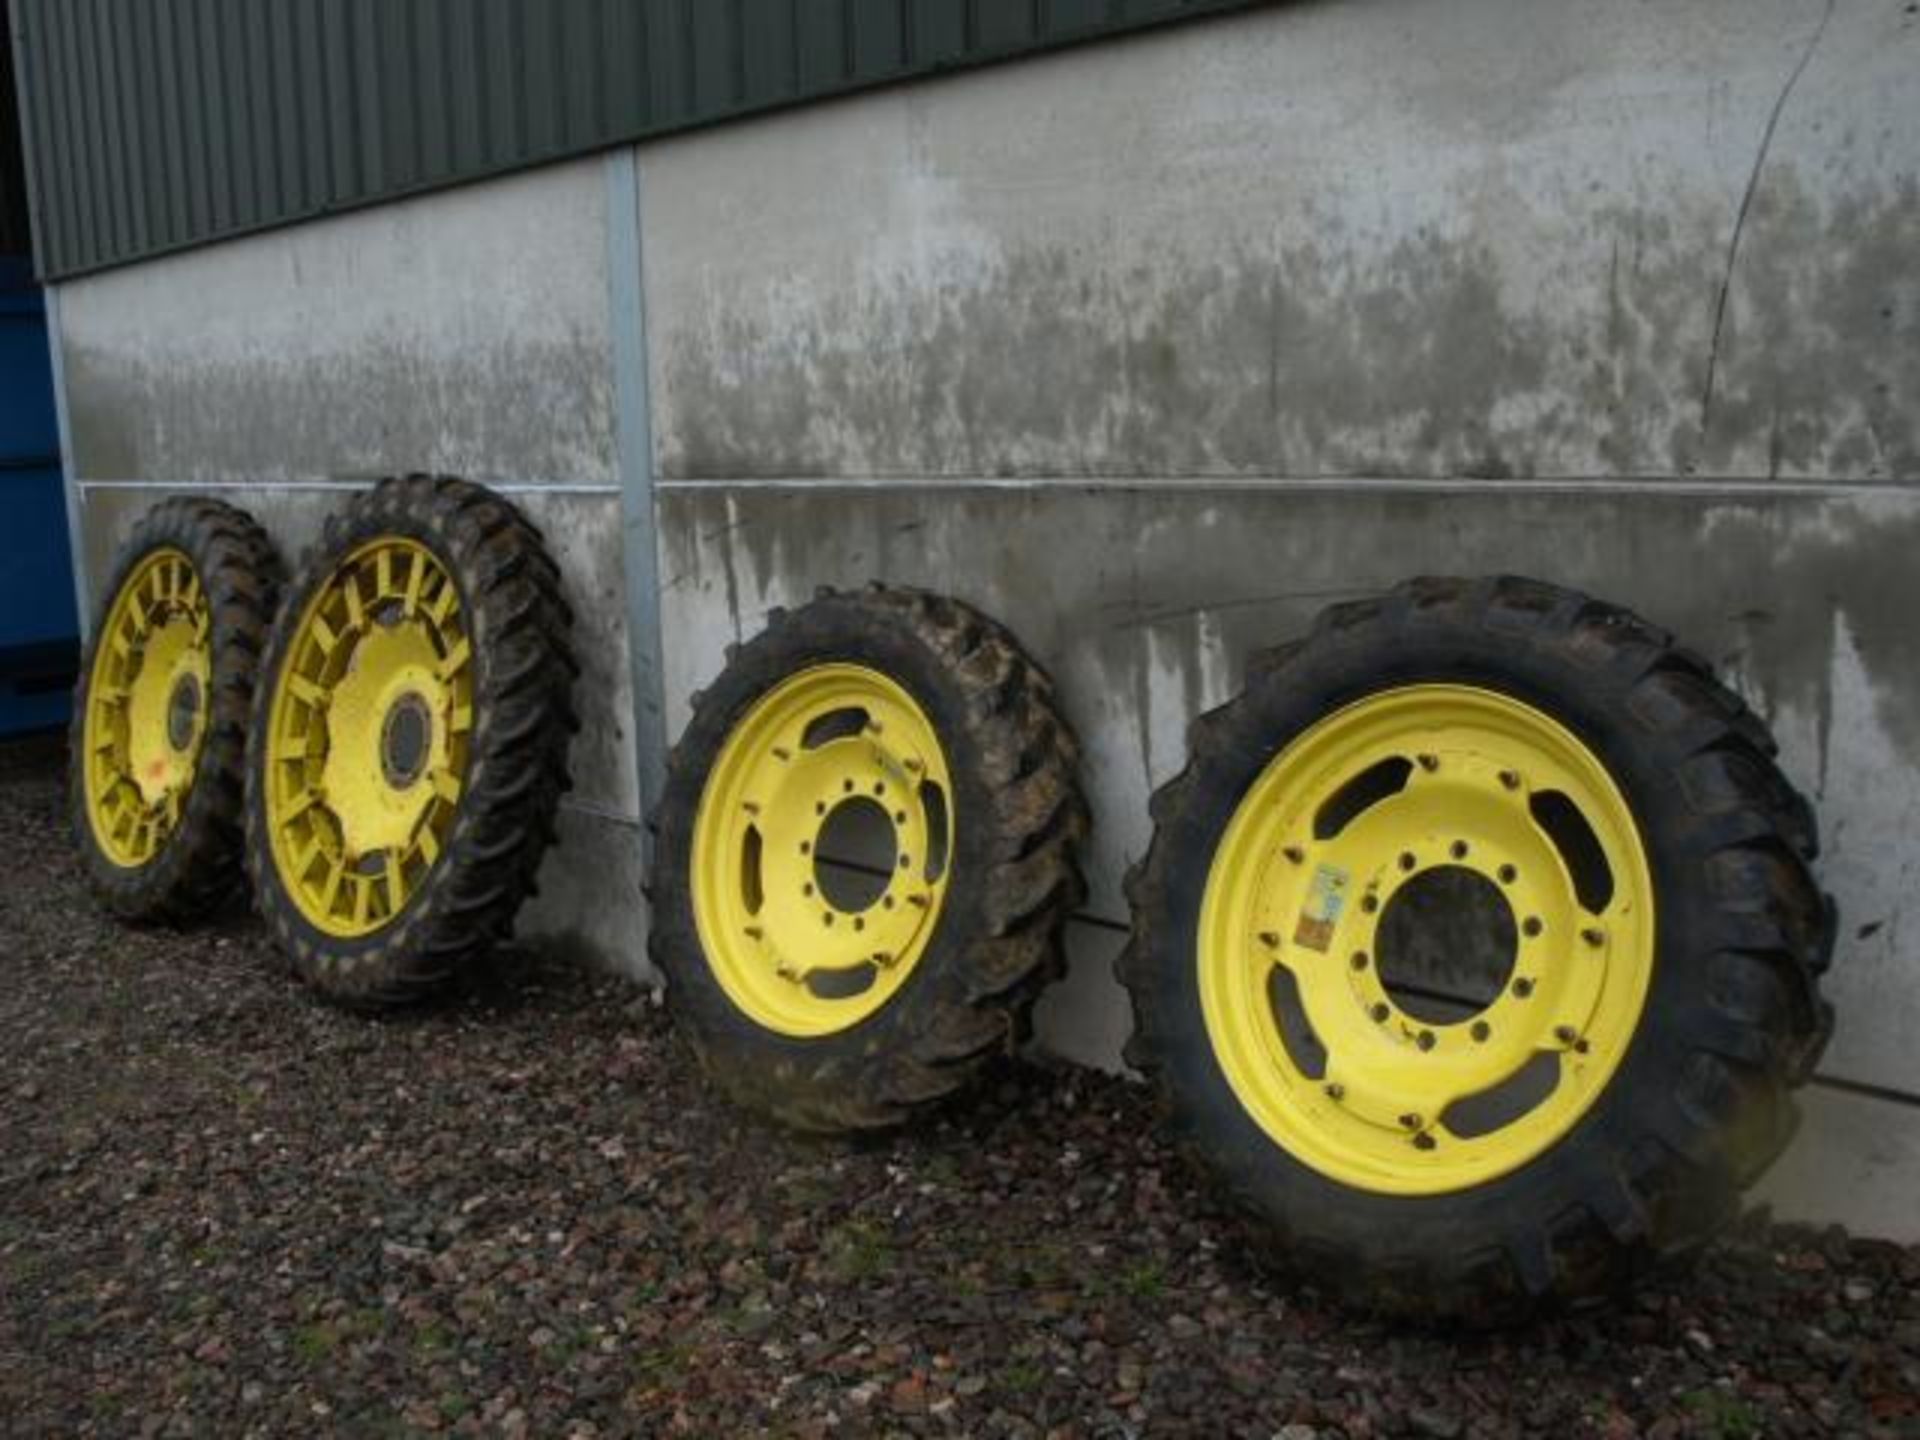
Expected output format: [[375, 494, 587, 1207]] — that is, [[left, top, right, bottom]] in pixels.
[[3, 732, 1918, 1439]]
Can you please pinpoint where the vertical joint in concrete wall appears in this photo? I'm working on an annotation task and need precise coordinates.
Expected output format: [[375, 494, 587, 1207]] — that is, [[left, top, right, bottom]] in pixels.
[[605, 146, 668, 862], [42, 287, 89, 641]]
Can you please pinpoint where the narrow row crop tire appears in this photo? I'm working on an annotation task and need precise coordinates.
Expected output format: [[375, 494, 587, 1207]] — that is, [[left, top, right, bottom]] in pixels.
[[1119, 575, 1834, 1322], [649, 585, 1088, 1132], [244, 475, 579, 1007], [70, 498, 281, 923]]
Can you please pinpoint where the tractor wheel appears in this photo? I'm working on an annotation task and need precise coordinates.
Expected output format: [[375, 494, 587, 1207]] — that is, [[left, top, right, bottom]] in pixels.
[[650, 586, 1087, 1132], [1119, 576, 1833, 1321], [70, 498, 281, 923], [245, 476, 578, 1006]]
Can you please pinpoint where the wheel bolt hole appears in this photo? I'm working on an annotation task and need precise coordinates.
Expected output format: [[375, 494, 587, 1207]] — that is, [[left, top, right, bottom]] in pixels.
[[1398, 852, 1416, 872], [1350, 952, 1369, 972], [1471, 1020, 1491, 1042], [1416, 1030, 1436, 1052], [1413, 1132, 1437, 1151], [1450, 841, 1469, 860], [1360, 894, 1379, 914], [1522, 916, 1544, 938], [1512, 977, 1534, 998], [1370, 1003, 1390, 1023], [1498, 864, 1517, 884]]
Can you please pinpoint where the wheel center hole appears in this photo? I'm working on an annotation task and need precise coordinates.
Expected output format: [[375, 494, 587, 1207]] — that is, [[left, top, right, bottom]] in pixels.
[[166, 674, 202, 752], [1374, 864, 1518, 1023], [814, 796, 897, 913], [381, 693, 433, 789]]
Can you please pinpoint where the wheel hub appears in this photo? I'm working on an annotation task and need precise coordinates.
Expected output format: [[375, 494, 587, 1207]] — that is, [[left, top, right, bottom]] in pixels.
[[1199, 684, 1655, 1195], [692, 664, 955, 1037], [380, 692, 434, 790]]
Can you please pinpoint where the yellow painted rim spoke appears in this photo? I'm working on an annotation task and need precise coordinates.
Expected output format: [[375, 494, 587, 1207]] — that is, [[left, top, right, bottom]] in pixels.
[[265, 537, 471, 938]]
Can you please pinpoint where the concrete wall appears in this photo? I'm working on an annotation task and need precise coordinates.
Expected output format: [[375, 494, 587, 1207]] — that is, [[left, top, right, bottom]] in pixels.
[[635, 0, 1920, 1231], [56, 157, 648, 971], [52, 0, 1919, 1235]]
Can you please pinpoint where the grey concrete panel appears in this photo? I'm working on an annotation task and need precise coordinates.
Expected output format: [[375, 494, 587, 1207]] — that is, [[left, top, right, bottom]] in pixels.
[[655, 481, 1920, 1099], [518, 801, 648, 979], [53, 159, 614, 487], [640, 0, 1919, 485]]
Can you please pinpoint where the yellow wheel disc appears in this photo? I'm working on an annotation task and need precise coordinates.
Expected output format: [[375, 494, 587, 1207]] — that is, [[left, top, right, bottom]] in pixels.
[[80, 548, 213, 867], [263, 538, 474, 938], [1199, 684, 1655, 1196], [691, 664, 956, 1038]]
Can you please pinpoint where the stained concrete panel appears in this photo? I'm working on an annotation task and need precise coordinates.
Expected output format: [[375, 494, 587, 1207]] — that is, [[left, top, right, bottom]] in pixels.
[[54, 159, 614, 489], [639, 0, 1918, 486]]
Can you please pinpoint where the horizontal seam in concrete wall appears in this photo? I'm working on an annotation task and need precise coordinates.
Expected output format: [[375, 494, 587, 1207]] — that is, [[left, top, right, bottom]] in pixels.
[[1051, 914, 1920, 1110], [77, 478, 622, 496], [656, 476, 1920, 498]]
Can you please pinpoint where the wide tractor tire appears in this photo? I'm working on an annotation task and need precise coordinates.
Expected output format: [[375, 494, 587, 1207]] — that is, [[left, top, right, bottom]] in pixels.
[[245, 476, 578, 1007], [650, 585, 1087, 1132], [1119, 576, 1834, 1322], [70, 498, 281, 923]]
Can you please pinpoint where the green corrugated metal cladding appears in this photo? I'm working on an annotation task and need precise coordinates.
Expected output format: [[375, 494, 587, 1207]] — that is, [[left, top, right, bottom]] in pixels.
[[5, 0, 1267, 280]]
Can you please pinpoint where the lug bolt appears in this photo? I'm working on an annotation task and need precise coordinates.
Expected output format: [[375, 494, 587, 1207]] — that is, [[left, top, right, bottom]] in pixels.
[[815, 801, 826, 816], [873, 951, 892, 966], [1555, 1025, 1579, 1047], [1582, 928, 1605, 948], [1361, 894, 1380, 914], [1450, 841, 1469, 860], [1283, 845, 1305, 865], [1471, 1020, 1491, 1042], [1413, 1132, 1437, 1151], [1498, 864, 1517, 884], [1417, 753, 1439, 772], [1351, 951, 1369, 972], [843, 779, 854, 793], [1259, 931, 1281, 949], [853, 917, 865, 931], [1513, 977, 1535, 998], [1522, 916, 1544, 938], [1416, 1030, 1436, 1052], [1324, 1083, 1345, 1101], [894, 811, 907, 825], [803, 883, 815, 897], [883, 896, 895, 909], [1398, 852, 1417, 872], [1371, 1003, 1391, 1023], [1399, 1113, 1423, 1130], [1500, 770, 1521, 790], [772, 746, 792, 761], [874, 781, 886, 795], [898, 855, 911, 869], [909, 894, 930, 909], [823, 913, 835, 927]]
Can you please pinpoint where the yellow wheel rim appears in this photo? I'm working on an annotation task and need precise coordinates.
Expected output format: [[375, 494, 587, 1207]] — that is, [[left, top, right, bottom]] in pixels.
[[691, 664, 956, 1038], [1199, 684, 1655, 1196], [80, 548, 213, 868], [263, 538, 474, 939]]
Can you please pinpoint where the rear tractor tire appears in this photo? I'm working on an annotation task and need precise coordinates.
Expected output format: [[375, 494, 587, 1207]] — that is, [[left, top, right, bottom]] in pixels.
[[649, 586, 1088, 1132], [245, 475, 578, 1006], [1120, 576, 1834, 1321], [70, 498, 282, 923]]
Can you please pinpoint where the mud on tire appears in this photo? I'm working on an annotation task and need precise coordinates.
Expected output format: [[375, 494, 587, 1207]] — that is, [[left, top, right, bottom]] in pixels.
[[70, 498, 281, 923], [245, 476, 578, 1007], [1119, 575, 1834, 1321], [649, 585, 1088, 1132]]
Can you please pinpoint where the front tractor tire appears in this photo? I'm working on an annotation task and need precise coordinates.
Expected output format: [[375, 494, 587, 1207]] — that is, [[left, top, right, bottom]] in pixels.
[[70, 498, 281, 923], [649, 586, 1088, 1132], [245, 476, 578, 1006], [1120, 576, 1833, 1321]]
